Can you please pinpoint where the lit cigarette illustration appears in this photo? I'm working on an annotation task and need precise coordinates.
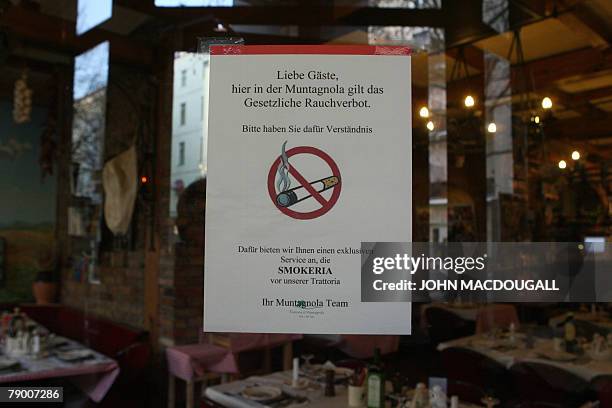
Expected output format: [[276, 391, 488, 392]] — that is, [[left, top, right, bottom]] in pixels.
[[277, 176, 340, 207], [275, 141, 341, 208]]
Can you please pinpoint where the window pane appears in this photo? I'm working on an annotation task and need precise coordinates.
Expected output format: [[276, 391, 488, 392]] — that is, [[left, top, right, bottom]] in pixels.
[[155, 0, 233, 6], [73, 42, 110, 101], [180, 102, 186, 125], [76, 0, 113, 36], [71, 41, 109, 284], [170, 52, 209, 218]]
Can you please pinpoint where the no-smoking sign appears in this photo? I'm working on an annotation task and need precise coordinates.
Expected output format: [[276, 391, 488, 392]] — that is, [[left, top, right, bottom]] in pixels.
[[267, 145, 342, 220]]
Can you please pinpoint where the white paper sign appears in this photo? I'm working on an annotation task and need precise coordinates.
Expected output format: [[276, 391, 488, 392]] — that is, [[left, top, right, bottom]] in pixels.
[[204, 45, 412, 334]]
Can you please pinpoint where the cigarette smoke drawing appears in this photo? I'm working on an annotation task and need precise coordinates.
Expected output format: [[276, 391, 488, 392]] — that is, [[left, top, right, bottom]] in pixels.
[[276, 141, 291, 193], [275, 141, 341, 208]]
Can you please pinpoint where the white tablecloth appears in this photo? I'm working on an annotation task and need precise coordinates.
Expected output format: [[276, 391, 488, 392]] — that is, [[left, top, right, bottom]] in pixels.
[[439, 334, 612, 382], [205, 370, 482, 408], [550, 312, 612, 331]]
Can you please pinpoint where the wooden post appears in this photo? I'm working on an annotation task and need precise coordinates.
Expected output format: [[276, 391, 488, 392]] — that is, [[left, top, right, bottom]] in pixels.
[[186, 380, 195, 408], [167, 375, 175, 408]]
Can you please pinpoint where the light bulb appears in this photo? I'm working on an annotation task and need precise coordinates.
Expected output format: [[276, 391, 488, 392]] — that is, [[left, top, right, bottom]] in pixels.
[[487, 122, 497, 133], [426, 121, 434, 131], [542, 97, 553, 109], [419, 106, 429, 118], [534, 116, 540, 124], [464, 95, 475, 108], [571, 150, 580, 160], [558, 160, 567, 169]]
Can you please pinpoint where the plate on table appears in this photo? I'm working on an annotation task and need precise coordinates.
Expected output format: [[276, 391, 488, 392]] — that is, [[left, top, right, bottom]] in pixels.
[[307, 364, 353, 378], [536, 350, 577, 362], [55, 349, 93, 362], [48, 336, 70, 349], [0, 357, 19, 371], [241, 385, 282, 401], [283, 378, 312, 390]]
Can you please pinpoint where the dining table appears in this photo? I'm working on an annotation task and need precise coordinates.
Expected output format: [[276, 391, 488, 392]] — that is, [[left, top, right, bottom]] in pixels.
[[550, 311, 612, 333], [438, 331, 612, 382], [204, 368, 486, 408], [167, 333, 302, 408], [0, 333, 119, 402]]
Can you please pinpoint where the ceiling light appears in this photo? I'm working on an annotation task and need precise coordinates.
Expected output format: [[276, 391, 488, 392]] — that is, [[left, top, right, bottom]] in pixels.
[[542, 97, 553, 109], [464, 95, 475, 108], [487, 122, 497, 133], [558, 160, 567, 169], [571, 150, 580, 161], [426, 120, 434, 131], [419, 106, 429, 118]]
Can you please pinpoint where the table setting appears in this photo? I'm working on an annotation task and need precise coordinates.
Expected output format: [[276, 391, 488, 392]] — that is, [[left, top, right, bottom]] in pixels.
[[205, 356, 488, 408], [550, 305, 612, 332], [438, 323, 612, 382], [0, 308, 119, 402]]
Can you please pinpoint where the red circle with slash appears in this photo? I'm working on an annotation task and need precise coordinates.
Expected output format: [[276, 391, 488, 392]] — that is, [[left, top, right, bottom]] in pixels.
[[267, 146, 341, 220]]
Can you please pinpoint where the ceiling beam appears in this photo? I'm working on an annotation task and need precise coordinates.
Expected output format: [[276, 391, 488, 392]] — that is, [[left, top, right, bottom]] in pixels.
[[0, 6, 153, 67], [556, 0, 612, 49], [414, 47, 612, 116], [544, 113, 612, 140], [526, 47, 612, 88], [545, 87, 607, 117], [557, 9, 611, 49], [570, 85, 612, 103], [115, 1, 447, 27]]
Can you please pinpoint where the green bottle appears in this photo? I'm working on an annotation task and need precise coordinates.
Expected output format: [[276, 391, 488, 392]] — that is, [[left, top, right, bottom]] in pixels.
[[367, 348, 385, 408], [564, 313, 577, 353]]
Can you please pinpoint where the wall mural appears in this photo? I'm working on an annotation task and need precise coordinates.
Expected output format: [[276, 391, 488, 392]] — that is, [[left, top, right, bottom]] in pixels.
[[0, 100, 56, 302]]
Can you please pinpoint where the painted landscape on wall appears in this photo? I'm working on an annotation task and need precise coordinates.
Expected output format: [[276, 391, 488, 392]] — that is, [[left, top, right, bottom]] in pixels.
[[0, 100, 56, 302]]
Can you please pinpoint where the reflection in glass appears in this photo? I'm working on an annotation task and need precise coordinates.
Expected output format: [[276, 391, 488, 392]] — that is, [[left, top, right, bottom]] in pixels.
[[76, 0, 113, 36], [368, 25, 445, 242], [71, 41, 109, 284], [368, 26, 443, 52], [428, 51, 447, 243], [368, 0, 441, 8], [170, 53, 209, 218], [482, 0, 509, 33], [155, 0, 233, 6], [72, 41, 109, 204], [484, 51, 513, 241]]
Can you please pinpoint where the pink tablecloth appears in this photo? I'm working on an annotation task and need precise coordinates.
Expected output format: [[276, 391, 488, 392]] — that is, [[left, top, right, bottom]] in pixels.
[[0, 361, 119, 403], [167, 334, 302, 381], [212, 333, 303, 353]]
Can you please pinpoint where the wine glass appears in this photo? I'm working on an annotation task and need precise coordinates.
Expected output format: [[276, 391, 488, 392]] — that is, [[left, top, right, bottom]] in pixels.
[[301, 353, 314, 370]]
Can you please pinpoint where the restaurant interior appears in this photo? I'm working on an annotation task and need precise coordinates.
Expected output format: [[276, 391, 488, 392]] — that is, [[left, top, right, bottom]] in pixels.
[[0, 0, 612, 407]]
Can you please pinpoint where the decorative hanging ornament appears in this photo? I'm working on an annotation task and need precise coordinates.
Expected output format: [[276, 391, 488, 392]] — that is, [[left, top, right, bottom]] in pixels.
[[13, 70, 32, 124]]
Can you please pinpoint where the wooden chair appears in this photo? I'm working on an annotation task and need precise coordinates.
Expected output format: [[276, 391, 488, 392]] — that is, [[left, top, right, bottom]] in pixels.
[[425, 307, 475, 345], [441, 347, 510, 404], [509, 362, 592, 407]]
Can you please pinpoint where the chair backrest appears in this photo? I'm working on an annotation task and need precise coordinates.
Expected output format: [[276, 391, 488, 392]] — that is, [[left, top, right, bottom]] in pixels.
[[339, 335, 400, 359], [590, 375, 612, 408], [425, 307, 475, 344], [574, 319, 609, 339], [441, 347, 509, 403], [510, 362, 591, 407], [475, 304, 519, 334]]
